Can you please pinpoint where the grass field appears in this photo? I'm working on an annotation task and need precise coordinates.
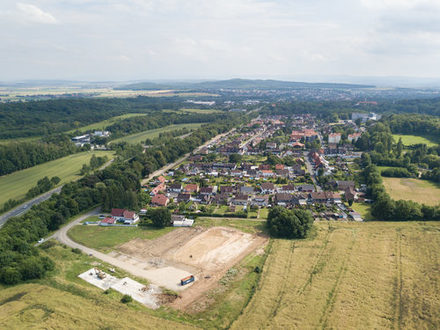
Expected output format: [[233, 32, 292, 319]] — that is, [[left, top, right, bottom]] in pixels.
[[68, 113, 148, 134], [392, 134, 438, 147], [0, 150, 114, 207], [179, 108, 222, 114], [111, 123, 203, 144], [68, 225, 175, 253], [382, 177, 440, 206], [231, 221, 440, 329], [0, 136, 40, 145]]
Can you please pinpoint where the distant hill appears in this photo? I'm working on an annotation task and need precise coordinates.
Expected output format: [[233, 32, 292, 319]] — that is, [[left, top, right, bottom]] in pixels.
[[115, 78, 374, 90]]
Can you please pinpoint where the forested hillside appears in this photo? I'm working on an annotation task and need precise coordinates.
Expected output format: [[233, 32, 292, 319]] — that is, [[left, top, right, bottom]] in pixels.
[[0, 97, 184, 139]]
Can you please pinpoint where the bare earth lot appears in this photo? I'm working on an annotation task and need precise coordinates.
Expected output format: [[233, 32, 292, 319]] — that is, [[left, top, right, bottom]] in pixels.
[[110, 226, 268, 309]]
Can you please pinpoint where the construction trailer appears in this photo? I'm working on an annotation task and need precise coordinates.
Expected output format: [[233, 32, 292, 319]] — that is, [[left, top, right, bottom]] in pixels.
[[180, 275, 195, 286]]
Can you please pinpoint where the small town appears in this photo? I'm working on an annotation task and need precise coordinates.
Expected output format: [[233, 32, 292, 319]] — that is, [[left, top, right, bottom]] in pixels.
[[128, 113, 372, 225]]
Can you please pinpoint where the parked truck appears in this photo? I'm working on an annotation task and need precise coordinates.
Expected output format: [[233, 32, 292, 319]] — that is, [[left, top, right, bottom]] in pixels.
[[180, 275, 195, 286]]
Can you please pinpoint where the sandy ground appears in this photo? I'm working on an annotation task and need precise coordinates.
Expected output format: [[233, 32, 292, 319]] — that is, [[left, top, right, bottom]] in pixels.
[[79, 268, 161, 309], [114, 226, 268, 310]]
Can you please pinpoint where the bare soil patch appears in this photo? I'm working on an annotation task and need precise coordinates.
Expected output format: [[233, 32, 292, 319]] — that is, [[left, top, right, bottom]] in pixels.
[[114, 226, 268, 310]]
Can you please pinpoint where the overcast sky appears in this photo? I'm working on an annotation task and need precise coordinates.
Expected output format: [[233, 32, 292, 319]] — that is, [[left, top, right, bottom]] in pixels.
[[1, 0, 440, 81]]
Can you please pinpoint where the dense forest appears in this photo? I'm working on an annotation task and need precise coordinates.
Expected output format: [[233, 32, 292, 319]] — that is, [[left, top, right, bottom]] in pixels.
[[0, 96, 185, 139]]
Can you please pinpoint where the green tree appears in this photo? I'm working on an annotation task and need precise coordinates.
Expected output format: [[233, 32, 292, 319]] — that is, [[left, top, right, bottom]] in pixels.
[[148, 207, 171, 228], [229, 153, 242, 163], [266, 206, 313, 239]]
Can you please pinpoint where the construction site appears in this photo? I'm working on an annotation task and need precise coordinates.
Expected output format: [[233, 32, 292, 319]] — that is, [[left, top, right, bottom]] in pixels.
[[78, 268, 162, 309], [109, 226, 268, 309]]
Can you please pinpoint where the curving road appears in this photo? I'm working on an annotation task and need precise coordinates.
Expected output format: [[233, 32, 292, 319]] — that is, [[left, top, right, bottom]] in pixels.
[[49, 208, 188, 291]]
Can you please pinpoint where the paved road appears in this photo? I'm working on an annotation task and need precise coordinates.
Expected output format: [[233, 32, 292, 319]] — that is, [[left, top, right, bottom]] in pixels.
[[303, 151, 323, 192], [0, 157, 115, 228], [0, 186, 63, 228], [141, 128, 235, 185], [49, 208, 188, 291]]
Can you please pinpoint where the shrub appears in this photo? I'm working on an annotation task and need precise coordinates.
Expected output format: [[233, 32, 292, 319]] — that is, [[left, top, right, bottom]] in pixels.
[[120, 294, 133, 303]]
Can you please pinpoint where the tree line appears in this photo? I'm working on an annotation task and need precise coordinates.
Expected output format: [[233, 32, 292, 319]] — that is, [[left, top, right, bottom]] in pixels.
[[359, 153, 440, 221], [0, 135, 77, 176]]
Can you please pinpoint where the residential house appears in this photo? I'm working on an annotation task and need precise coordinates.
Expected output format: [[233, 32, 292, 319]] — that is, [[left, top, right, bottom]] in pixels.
[[251, 195, 269, 207], [297, 184, 315, 192], [221, 186, 235, 194], [151, 183, 166, 196], [260, 182, 275, 194], [328, 133, 342, 144], [177, 193, 191, 203], [184, 184, 199, 194], [275, 193, 293, 206], [309, 192, 341, 204], [200, 186, 217, 195], [168, 183, 182, 193], [335, 180, 355, 191], [111, 208, 139, 224], [233, 194, 249, 205], [240, 186, 255, 195], [280, 184, 296, 194], [151, 194, 169, 207]]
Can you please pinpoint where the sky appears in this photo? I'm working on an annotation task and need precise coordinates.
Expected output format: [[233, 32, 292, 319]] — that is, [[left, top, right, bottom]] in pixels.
[[1, 0, 440, 82]]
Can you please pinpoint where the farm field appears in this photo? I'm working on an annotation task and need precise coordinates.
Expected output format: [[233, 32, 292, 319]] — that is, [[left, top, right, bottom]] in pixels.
[[0, 150, 114, 207], [392, 133, 438, 147], [68, 113, 148, 134], [111, 123, 203, 144], [231, 221, 440, 329], [382, 177, 440, 206]]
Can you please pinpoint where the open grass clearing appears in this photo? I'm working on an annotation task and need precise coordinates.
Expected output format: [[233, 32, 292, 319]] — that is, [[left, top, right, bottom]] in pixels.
[[0, 136, 40, 145], [68, 224, 175, 253], [179, 108, 223, 114], [392, 134, 438, 147], [68, 113, 148, 134], [382, 177, 440, 206], [351, 202, 374, 220], [111, 123, 203, 144], [232, 221, 440, 329], [0, 150, 114, 208]]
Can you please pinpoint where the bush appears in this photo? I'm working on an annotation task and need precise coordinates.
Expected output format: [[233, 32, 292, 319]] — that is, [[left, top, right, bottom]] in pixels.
[[120, 294, 133, 303], [381, 167, 413, 178], [71, 248, 82, 254]]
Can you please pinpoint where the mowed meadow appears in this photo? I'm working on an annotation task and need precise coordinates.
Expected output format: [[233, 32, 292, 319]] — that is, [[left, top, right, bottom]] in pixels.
[[382, 177, 440, 206], [0, 151, 114, 207], [231, 222, 440, 329]]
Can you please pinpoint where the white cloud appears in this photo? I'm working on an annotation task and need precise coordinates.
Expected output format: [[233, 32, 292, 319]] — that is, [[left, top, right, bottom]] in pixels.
[[0, 0, 439, 80], [16, 3, 57, 24]]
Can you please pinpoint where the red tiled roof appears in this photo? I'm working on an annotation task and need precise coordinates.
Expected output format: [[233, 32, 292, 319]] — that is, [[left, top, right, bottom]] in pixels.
[[111, 208, 125, 217]]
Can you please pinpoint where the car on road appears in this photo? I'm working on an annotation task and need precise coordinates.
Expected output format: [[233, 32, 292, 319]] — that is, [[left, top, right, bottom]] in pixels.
[[38, 238, 44, 243]]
